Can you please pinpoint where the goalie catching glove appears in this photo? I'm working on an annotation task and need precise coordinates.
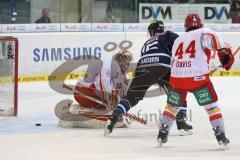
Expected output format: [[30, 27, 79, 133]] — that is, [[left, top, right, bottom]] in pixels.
[[217, 48, 234, 70]]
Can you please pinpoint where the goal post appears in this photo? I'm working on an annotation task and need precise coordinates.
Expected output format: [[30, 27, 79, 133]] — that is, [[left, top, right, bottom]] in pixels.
[[0, 37, 18, 116]]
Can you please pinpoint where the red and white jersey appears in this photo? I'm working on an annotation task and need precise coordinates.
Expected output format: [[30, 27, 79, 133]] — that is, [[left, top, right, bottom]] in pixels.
[[95, 58, 126, 97], [73, 58, 128, 128], [79, 57, 127, 99], [171, 28, 225, 78]]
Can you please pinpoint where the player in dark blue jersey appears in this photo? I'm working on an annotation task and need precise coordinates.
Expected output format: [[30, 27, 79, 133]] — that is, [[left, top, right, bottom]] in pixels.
[[104, 20, 192, 136]]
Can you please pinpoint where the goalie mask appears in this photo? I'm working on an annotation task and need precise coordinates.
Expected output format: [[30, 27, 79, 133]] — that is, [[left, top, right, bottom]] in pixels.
[[148, 20, 164, 37], [114, 50, 133, 73]]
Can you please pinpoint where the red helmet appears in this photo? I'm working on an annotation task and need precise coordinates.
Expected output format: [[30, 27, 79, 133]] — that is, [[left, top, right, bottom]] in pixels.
[[184, 13, 202, 32]]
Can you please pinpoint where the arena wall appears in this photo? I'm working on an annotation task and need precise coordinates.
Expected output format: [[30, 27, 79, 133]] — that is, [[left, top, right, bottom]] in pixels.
[[1, 24, 239, 82]]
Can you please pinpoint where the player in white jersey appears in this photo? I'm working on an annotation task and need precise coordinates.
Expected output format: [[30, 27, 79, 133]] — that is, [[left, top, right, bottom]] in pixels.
[[157, 13, 234, 149], [57, 50, 133, 128]]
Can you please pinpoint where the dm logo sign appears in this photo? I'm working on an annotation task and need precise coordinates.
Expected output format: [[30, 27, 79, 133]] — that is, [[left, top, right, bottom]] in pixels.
[[139, 4, 172, 22], [205, 6, 230, 20]]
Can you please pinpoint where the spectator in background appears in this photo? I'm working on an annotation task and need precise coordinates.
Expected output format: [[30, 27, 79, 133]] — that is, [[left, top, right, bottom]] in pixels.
[[35, 8, 51, 23], [230, 1, 240, 23], [100, 7, 121, 23]]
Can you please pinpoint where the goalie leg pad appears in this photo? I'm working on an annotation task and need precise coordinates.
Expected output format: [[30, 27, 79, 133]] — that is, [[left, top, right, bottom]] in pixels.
[[74, 85, 106, 110]]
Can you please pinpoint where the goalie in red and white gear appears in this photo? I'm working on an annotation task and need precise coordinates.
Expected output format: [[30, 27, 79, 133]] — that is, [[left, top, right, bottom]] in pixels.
[[69, 50, 133, 128], [157, 13, 234, 148]]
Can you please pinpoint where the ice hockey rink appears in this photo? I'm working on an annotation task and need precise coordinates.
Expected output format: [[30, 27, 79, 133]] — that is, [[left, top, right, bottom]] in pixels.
[[0, 77, 239, 160]]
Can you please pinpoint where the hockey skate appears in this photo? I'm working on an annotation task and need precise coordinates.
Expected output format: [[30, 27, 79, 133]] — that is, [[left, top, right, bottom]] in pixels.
[[104, 108, 122, 136], [213, 126, 230, 150], [176, 113, 193, 136], [157, 124, 169, 147]]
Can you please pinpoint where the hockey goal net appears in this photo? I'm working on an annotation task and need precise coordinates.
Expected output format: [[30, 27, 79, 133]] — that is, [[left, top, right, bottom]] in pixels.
[[0, 37, 18, 116]]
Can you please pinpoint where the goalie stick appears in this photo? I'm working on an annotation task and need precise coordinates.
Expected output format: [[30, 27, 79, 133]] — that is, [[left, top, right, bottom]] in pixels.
[[62, 84, 148, 125]]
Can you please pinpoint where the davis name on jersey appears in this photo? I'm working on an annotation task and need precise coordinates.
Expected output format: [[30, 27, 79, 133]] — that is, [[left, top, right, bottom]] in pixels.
[[171, 28, 225, 78]]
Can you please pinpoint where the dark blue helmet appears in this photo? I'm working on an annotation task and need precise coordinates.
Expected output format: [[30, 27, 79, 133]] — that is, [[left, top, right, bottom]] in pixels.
[[148, 20, 164, 37]]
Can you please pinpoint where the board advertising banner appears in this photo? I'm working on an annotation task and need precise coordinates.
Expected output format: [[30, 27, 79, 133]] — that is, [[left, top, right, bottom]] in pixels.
[[139, 3, 231, 23]]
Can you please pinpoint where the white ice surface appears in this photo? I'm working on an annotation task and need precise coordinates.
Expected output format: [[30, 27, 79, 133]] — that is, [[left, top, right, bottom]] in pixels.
[[0, 77, 240, 160]]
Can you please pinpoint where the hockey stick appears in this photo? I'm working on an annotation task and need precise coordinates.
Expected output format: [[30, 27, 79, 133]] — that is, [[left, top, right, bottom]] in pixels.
[[62, 84, 147, 125], [210, 65, 222, 76]]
